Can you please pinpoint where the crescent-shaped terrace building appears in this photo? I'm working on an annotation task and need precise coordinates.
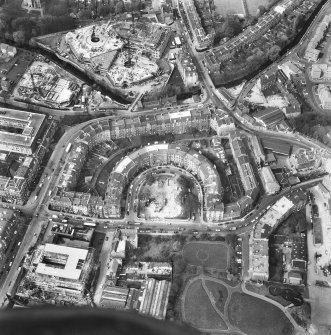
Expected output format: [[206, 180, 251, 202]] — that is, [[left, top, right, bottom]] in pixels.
[[103, 143, 224, 221], [50, 107, 259, 222]]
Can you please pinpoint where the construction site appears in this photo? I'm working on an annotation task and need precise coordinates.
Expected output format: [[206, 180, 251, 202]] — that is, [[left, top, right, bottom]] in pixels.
[[137, 172, 201, 221], [34, 18, 173, 96], [12, 58, 82, 109]]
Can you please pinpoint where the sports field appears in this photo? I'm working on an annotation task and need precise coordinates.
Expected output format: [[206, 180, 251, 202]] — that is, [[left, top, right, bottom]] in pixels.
[[227, 292, 294, 335], [182, 242, 229, 270], [183, 279, 228, 330]]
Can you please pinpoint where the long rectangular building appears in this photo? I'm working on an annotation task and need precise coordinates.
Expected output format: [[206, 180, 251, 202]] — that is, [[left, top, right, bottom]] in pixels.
[[181, 0, 213, 51], [139, 278, 171, 320]]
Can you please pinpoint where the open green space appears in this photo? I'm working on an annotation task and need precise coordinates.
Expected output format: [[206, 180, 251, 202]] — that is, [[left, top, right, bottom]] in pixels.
[[228, 292, 294, 335], [204, 280, 229, 314], [182, 242, 228, 270], [183, 279, 227, 330]]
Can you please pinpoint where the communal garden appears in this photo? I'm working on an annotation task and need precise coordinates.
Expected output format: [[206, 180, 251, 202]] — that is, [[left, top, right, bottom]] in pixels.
[[182, 279, 228, 331], [227, 292, 294, 335]]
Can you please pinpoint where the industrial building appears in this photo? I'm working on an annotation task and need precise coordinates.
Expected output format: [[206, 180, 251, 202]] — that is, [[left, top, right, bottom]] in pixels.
[[124, 262, 172, 281], [253, 108, 284, 129], [139, 278, 171, 320], [261, 138, 291, 156], [250, 135, 265, 165], [260, 167, 280, 195]]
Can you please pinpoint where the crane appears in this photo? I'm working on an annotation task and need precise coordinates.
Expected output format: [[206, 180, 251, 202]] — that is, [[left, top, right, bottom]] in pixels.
[[29, 71, 44, 98]]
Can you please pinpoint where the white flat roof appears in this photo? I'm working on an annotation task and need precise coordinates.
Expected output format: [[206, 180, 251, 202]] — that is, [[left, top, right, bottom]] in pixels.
[[169, 110, 191, 119], [35, 243, 88, 281], [145, 143, 169, 152], [114, 156, 133, 173]]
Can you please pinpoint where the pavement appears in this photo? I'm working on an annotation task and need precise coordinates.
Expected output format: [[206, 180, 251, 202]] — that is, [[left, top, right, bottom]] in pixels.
[[241, 281, 306, 334], [306, 186, 331, 329]]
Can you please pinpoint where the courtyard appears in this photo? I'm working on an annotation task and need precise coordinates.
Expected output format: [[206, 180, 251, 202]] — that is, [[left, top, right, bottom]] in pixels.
[[137, 173, 200, 220]]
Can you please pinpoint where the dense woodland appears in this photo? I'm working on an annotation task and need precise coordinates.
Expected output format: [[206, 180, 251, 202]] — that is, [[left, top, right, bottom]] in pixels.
[[0, 0, 145, 45]]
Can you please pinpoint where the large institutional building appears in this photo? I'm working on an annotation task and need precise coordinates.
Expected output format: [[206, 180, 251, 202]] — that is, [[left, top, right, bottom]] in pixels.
[[0, 109, 56, 204], [0, 108, 46, 155], [31, 243, 94, 297]]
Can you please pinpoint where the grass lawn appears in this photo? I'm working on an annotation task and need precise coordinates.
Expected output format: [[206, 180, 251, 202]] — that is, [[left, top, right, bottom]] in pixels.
[[228, 292, 294, 335], [183, 279, 228, 330], [204, 280, 229, 314], [182, 242, 228, 270]]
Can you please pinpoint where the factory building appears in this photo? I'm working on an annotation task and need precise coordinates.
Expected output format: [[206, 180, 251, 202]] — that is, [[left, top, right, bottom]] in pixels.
[[260, 166, 280, 195], [139, 278, 171, 320]]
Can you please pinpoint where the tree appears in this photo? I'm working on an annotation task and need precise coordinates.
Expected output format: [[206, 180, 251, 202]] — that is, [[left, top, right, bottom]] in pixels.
[[221, 16, 243, 39], [293, 14, 305, 32], [38, 16, 75, 35], [145, 174, 156, 185], [12, 30, 25, 45], [98, 4, 112, 17], [267, 44, 281, 61], [4, 31, 12, 41], [47, 3, 69, 16], [125, 3, 132, 12], [258, 5, 266, 16], [115, 1, 124, 14], [78, 9, 91, 19]]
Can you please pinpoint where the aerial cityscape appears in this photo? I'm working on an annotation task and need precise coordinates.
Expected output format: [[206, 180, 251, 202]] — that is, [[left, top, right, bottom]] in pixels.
[[1, 0, 331, 334]]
